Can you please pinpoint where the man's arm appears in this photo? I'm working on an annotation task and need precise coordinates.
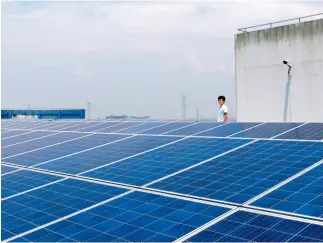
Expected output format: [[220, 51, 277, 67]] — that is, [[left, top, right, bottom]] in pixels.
[[223, 112, 228, 122]]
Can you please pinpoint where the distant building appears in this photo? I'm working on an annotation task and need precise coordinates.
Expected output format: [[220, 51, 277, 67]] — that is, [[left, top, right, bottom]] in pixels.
[[1, 109, 86, 119]]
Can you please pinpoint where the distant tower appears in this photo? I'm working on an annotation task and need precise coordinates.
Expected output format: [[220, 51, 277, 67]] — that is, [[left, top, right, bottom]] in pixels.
[[86, 101, 91, 120], [181, 95, 187, 120]]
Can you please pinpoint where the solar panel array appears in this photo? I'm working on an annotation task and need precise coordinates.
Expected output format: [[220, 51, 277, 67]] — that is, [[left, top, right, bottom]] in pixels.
[[1, 119, 323, 242]]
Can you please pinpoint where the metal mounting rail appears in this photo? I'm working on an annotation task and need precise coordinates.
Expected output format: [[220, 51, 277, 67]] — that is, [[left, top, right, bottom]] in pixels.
[[238, 13, 323, 33]]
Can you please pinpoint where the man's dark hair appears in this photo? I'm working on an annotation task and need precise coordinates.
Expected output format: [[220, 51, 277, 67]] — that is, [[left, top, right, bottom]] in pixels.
[[218, 96, 226, 102]]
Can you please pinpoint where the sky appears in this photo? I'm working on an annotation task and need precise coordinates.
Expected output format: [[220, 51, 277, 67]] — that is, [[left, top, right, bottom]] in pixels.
[[2, 0, 323, 119]]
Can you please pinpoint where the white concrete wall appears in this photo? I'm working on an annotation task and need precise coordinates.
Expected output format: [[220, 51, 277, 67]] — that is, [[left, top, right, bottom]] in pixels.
[[235, 19, 323, 122]]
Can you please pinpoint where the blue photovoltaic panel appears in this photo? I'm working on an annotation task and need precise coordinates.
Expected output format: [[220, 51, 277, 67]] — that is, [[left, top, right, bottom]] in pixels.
[[96, 122, 145, 133], [274, 123, 323, 141], [166, 122, 224, 136], [16, 191, 229, 242], [231, 123, 303, 139], [1, 130, 31, 139], [117, 122, 168, 134], [84, 138, 251, 186], [78, 122, 122, 132], [188, 210, 323, 242], [4, 134, 128, 167], [150, 140, 323, 203], [2, 169, 63, 198], [196, 122, 262, 137], [6, 122, 50, 130], [35, 136, 180, 174], [58, 122, 104, 131], [2, 131, 56, 147], [1, 179, 127, 241], [139, 122, 194, 135], [1, 132, 86, 158], [1, 165, 18, 175], [252, 164, 323, 218]]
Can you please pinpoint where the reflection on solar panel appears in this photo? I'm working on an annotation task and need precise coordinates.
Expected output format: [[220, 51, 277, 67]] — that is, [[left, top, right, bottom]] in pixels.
[[1, 119, 323, 242], [274, 123, 323, 140]]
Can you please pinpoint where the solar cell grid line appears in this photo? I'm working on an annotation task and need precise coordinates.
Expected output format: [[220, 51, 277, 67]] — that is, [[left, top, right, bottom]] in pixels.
[[69, 121, 106, 131], [1, 132, 90, 158], [25, 121, 77, 131], [1, 131, 57, 147], [3, 121, 50, 130], [230, 122, 304, 139], [77, 121, 123, 132], [83, 138, 254, 186], [2, 179, 130, 242], [3, 134, 130, 167], [18, 121, 61, 130], [114, 121, 170, 134], [251, 163, 323, 219], [195, 122, 262, 137], [149, 140, 323, 204], [93, 121, 146, 133], [33, 135, 181, 174], [184, 209, 323, 242], [164, 122, 227, 136], [1, 168, 64, 199], [1, 121, 36, 129], [1, 130, 34, 139], [274, 123, 323, 141]]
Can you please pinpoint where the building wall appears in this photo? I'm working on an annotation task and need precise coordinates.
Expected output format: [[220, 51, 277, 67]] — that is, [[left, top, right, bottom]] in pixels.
[[235, 18, 323, 122], [1, 109, 85, 119]]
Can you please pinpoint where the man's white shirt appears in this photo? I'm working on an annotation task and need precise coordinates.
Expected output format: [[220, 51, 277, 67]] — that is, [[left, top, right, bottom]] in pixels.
[[217, 104, 228, 122]]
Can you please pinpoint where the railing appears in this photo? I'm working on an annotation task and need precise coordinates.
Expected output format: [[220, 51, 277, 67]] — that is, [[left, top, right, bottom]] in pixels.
[[238, 13, 323, 33]]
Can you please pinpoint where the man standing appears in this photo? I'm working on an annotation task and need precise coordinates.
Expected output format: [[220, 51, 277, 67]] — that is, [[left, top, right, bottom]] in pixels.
[[217, 96, 228, 122]]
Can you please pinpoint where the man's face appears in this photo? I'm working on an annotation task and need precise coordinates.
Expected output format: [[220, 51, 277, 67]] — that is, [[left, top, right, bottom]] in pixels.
[[218, 99, 224, 106]]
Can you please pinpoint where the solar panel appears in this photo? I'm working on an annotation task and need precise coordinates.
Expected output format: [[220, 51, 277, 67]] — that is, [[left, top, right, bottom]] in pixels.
[[252, 164, 323, 218], [1, 179, 127, 241], [95, 122, 145, 133], [138, 122, 194, 134], [4, 134, 129, 167], [196, 122, 262, 137], [1, 165, 18, 175], [274, 123, 323, 140], [150, 140, 323, 203], [2, 120, 323, 242], [78, 122, 122, 132], [34, 136, 179, 174], [1, 132, 89, 158], [165, 122, 224, 136], [84, 138, 251, 186], [11, 191, 230, 242], [2, 169, 63, 198], [1, 130, 32, 139], [58, 122, 104, 131], [187, 210, 323, 242], [116, 122, 168, 134], [1, 131, 56, 147], [231, 122, 303, 138]]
